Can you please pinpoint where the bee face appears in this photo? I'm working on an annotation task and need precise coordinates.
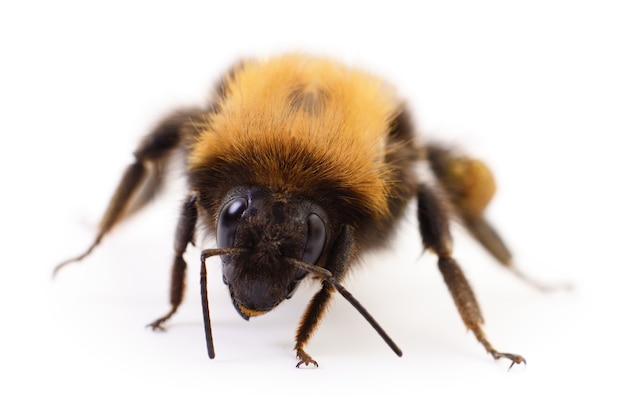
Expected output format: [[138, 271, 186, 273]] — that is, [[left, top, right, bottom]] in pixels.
[[216, 186, 327, 319]]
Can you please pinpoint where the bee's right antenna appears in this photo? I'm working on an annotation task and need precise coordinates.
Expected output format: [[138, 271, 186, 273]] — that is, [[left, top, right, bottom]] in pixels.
[[329, 280, 403, 357], [287, 258, 403, 357]]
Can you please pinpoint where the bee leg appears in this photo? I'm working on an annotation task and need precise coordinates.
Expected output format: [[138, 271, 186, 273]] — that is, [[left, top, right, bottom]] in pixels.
[[294, 225, 354, 368], [425, 144, 569, 292], [417, 183, 526, 368], [147, 193, 198, 330], [461, 217, 571, 292], [53, 108, 203, 276], [294, 280, 333, 368], [52, 160, 147, 275]]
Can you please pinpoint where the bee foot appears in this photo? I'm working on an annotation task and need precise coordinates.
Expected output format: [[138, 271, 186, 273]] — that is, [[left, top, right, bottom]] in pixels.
[[146, 318, 168, 331], [295, 349, 319, 368], [296, 358, 319, 368], [491, 351, 526, 370]]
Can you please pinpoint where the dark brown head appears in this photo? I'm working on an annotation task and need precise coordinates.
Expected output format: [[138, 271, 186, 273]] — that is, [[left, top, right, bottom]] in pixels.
[[216, 186, 327, 319]]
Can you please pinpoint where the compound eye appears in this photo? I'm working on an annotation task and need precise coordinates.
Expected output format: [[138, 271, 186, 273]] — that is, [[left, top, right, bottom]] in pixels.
[[303, 213, 326, 264], [297, 213, 326, 279], [217, 197, 248, 254]]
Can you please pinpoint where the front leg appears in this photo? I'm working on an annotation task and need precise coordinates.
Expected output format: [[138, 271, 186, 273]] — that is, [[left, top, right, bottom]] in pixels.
[[147, 193, 198, 330], [294, 225, 354, 367], [295, 281, 334, 368]]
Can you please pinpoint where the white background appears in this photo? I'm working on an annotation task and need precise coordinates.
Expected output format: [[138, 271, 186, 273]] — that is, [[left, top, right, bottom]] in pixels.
[[2, 1, 625, 412]]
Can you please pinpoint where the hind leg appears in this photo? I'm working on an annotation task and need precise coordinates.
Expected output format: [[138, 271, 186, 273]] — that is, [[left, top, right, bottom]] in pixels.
[[53, 108, 203, 275], [425, 143, 569, 292]]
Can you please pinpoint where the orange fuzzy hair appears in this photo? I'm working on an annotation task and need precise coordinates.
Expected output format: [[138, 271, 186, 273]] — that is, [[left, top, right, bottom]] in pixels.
[[188, 54, 403, 220]]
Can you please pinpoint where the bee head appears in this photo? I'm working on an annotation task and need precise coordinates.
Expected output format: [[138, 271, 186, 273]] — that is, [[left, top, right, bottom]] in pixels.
[[216, 187, 327, 320]]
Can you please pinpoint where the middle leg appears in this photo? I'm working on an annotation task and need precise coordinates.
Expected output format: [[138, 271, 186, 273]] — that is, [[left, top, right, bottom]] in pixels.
[[417, 182, 525, 367]]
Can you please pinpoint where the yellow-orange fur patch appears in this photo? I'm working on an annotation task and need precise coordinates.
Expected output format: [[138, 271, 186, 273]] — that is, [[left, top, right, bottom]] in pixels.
[[188, 54, 402, 218]]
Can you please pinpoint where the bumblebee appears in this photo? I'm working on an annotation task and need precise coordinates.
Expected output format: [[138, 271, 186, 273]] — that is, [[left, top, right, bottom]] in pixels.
[[55, 54, 553, 368]]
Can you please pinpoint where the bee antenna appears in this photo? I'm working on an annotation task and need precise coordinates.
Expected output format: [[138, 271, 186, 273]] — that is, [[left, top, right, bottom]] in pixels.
[[286, 258, 403, 358], [330, 281, 403, 357], [202, 247, 249, 258], [284, 257, 332, 278], [199, 247, 248, 359]]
